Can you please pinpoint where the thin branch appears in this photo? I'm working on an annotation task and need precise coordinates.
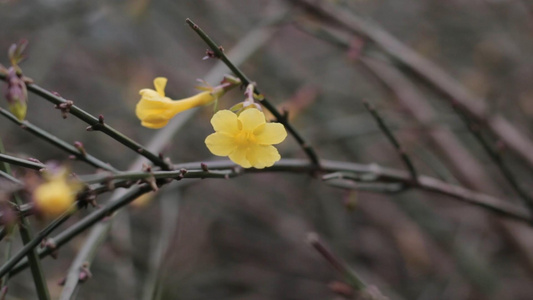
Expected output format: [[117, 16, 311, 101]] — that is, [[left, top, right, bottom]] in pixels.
[[0, 139, 50, 300], [287, 0, 533, 172], [0, 208, 71, 280], [0, 107, 118, 172], [59, 186, 152, 300], [362, 100, 418, 183], [185, 18, 320, 167], [456, 107, 533, 219], [307, 233, 388, 300], [142, 189, 180, 300], [0, 170, 21, 185], [0, 74, 170, 170], [0, 153, 45, 170]]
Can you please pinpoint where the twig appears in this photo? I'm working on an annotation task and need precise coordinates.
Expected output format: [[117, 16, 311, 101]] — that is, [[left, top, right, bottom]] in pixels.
[[0, 208, 71, 279], [287, 0, 533, 172], [0, 153, 45, 170], [0, 107, 118, 172], [0, 74, 170, 170], [0, 139, 50, 300], [307, 233, 389, 300], [142, 189, 180, 300], [0, 170, 21, 185], [58, 186, 152, 299], [455, 107, 533, 220], [185, 18, 320, 167], [362, 100, 418, 183]]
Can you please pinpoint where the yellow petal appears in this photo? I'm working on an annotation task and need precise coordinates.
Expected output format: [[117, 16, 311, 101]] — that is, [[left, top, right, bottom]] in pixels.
[[211, 110, 239, 135], [172, 91, 215, 113], [136, 96, 176, 120], [141, 119, 169, 129], [229, 146, 252, 168], [238, 108, 265, 132], [254, 123, 287, 145], [153, 77, 168, 96], [246, 145, 280, 169], [205, 132, 237, 156]]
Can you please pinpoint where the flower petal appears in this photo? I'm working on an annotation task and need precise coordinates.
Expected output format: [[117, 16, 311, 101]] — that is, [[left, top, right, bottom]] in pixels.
[[246, 145, 281, 169], [136, 96, 176, 119], [205, 132, 237, 156], [254, 123, 287, 145], [229, 146, 252, 168], [238, 108, 265, 132], [211, 110, 239, 135], [153, 77, 167, 96], [141, 119, 169, 129]]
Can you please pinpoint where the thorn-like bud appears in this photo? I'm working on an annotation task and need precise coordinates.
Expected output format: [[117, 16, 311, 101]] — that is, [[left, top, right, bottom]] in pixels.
[[328, 281, 354, 298], [203, 49, 217, 60], [58, 277, 66, 286], [98, 114, 104, 124], [55, 100, 73, 119], [78, 263, 92, 283], [201, 163, 209, 172], [73, 141, 86, 157], [27, 157, 43, 164]]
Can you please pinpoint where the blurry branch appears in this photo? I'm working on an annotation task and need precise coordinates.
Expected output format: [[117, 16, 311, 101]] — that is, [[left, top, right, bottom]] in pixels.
[[0, 153, 45, 170], [307, 233, 388, 300], [357, 56, 533, 273], [294, 19, 533, 224], [142, 190, 180, 300], [0, 170, 21, 185], [0, 73, 170, 170], [186, 18, 321, 167], [7, 158, 531, 277], [0, 107, 117, 172], [287, 0, 533, 173], [455, 107, 533, 220], [362, 100, 418, 184], [0, 139, 50, 300]]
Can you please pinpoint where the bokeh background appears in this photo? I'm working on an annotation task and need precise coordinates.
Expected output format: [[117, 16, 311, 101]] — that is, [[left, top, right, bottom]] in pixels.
[[2, 0, 533, 299]]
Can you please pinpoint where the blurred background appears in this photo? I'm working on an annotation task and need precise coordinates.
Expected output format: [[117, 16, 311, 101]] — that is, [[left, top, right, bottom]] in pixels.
[[2, 0, 533, 299]]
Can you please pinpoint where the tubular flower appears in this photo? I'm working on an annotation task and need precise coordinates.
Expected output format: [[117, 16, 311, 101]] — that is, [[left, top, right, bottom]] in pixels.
[[33, 169, 81, 218], [136, 77, 215, 129], [205, 108, 287, 169]]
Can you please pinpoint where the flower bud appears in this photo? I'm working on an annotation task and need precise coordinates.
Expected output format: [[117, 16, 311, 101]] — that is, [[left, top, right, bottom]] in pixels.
[[4, 68, 28, 121]]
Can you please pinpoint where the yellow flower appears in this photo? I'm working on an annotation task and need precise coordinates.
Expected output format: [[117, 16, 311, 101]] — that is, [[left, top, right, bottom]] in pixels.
[[205, 108, 287, 168], [33, 170, 81, 218], [136, 77, 215, 129]]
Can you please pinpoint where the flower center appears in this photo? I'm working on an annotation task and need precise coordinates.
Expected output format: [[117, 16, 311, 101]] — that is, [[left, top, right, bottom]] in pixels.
[[234, 131, 256, 146]]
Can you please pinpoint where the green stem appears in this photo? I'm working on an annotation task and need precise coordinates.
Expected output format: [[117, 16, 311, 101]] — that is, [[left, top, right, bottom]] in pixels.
[[0, 139, 50, 300], [362, 101, 418, 183], [0, 107, 118, 172], [185, 18, 320, 167], [0, 212, 71, 279], [0, 153, 45, 170]]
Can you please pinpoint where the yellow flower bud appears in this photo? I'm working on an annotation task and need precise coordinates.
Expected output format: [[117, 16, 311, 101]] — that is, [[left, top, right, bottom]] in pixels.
[[136, 77, 216, 129], [33, 170, 81, 218]]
